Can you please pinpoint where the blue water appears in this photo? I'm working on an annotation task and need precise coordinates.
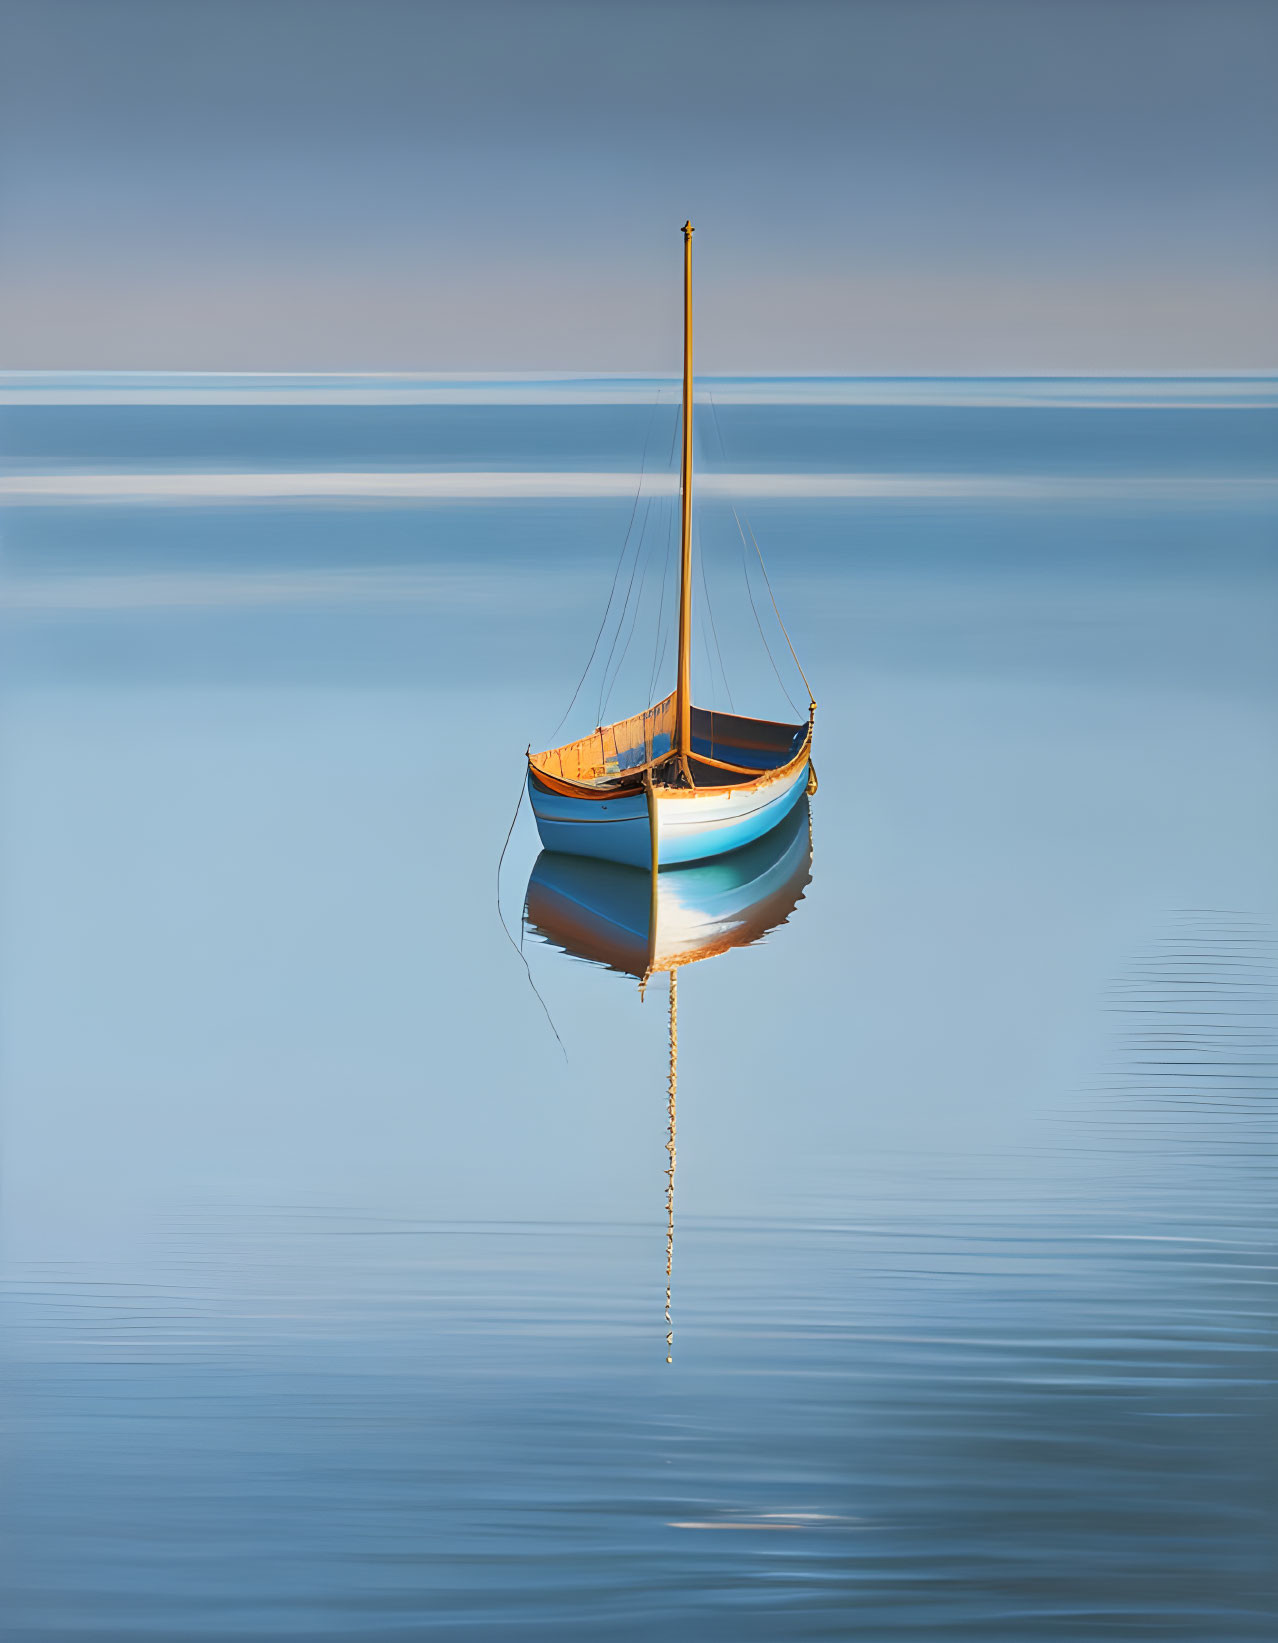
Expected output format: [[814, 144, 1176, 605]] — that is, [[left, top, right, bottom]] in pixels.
[[0, 377, 1274, 1639]]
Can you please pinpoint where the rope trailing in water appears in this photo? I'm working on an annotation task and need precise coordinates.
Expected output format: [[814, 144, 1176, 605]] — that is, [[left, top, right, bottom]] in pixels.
[[665, 966, 678, 1364], [496, 767, 566, 1060]]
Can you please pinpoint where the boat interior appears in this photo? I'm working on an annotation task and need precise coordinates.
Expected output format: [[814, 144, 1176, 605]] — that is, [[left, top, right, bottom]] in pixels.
[[529, 691, 809, 796]]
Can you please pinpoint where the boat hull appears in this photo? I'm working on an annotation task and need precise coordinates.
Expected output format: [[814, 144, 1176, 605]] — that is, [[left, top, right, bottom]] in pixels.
[[525, 795, 813, 976], [528, 755, 810, 869]]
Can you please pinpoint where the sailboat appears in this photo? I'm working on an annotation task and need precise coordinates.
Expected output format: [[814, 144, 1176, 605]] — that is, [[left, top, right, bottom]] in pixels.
[[526, 222, 815, 870]]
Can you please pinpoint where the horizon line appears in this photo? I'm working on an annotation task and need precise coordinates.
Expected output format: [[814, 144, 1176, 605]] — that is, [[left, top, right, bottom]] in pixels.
[[4, 369, 1276, 382]]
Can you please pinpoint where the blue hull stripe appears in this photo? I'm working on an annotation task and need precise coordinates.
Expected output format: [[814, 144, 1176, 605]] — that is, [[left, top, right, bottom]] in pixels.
[[527, 760, 810, 870]]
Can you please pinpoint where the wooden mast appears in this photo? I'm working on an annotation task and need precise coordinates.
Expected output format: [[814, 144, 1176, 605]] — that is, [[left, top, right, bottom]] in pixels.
[[674, 221, 695, 781]]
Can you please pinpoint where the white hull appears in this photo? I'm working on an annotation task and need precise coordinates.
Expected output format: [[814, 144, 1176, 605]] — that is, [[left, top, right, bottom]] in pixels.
[[528, 756, 810, 869]]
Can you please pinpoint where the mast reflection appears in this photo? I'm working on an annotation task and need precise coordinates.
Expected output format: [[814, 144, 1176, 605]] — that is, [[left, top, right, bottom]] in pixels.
[[524, 798, 814, 1361]]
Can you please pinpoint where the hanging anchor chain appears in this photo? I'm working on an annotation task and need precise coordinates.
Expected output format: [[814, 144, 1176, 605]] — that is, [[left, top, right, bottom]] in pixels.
[[665, 967, 678, 1363]]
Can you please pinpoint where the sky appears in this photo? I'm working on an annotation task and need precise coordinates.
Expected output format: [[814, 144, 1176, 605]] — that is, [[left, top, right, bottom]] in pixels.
[[0, 0, 1275, 372]]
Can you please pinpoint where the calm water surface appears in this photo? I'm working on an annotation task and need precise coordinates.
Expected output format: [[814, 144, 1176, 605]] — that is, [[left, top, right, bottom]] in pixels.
[[1, 377, 1275, 1639]]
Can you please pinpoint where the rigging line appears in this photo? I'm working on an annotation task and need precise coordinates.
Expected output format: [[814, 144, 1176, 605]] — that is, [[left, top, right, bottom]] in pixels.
[[497, 768, 567, 1061], [650, 606, 673, 710], [693, 545, 719, 710], [547, 389, 664, 740], [700, 389, 742, 710], [647, 490, 677, 704], [705, 385, 731, 464], [597, 489, 655, 723], [652, 494, 677, 700], [607, 479, 666, 713], [600, 491, 658, 722], [595, 395, 664, 717], [596, 459, 660, 723], [698, 609, 714, 711], [732, 505, 803, 717], [696, 525, 734, 712], [742, 512, 816, 709], [708, 386, 811, 712], [642, 390, 683, 705]]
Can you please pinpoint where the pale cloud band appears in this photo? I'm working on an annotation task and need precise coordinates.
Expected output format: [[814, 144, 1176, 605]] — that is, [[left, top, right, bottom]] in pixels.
[[1, 375, 1273, 409], [2, 471, 1275, 505]]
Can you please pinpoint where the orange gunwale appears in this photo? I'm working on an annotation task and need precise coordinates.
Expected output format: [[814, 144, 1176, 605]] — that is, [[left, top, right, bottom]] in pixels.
[[529, 696, 812, 803]]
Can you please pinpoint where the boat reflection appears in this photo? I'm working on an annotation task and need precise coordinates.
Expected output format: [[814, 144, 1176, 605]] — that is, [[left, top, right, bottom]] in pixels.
[[525, 793, 813, 980], [524, 798, 814, 1360]]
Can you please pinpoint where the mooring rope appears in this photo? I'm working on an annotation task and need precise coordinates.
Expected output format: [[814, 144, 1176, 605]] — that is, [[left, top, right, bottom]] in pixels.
[[496, 768, 566, 1060]]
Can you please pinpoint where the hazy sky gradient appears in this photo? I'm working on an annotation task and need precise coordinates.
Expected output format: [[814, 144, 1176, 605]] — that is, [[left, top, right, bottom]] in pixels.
[[1, 0, 1275, 370]]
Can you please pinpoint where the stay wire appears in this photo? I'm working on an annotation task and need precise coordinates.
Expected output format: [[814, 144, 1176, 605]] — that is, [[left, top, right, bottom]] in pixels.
[[598, 479, 657, 718], [652, 629, 672, 702], [647, 493, 677, 703], [666, 394, 682, 469], [707, 389, 811, 715], [698, 610, 716, 715], [597, 379, 683, 724], [645, 397, 687, 701], [547, 389, 664, 741], [732, 504, 803, 717], [742, 510, 816, 710], [648, 388, 685, 700], [696, 525, 734, 712], [496, 771, 566, 1060], [645, 388, 696, 705], [600, 491, 657, 722]]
